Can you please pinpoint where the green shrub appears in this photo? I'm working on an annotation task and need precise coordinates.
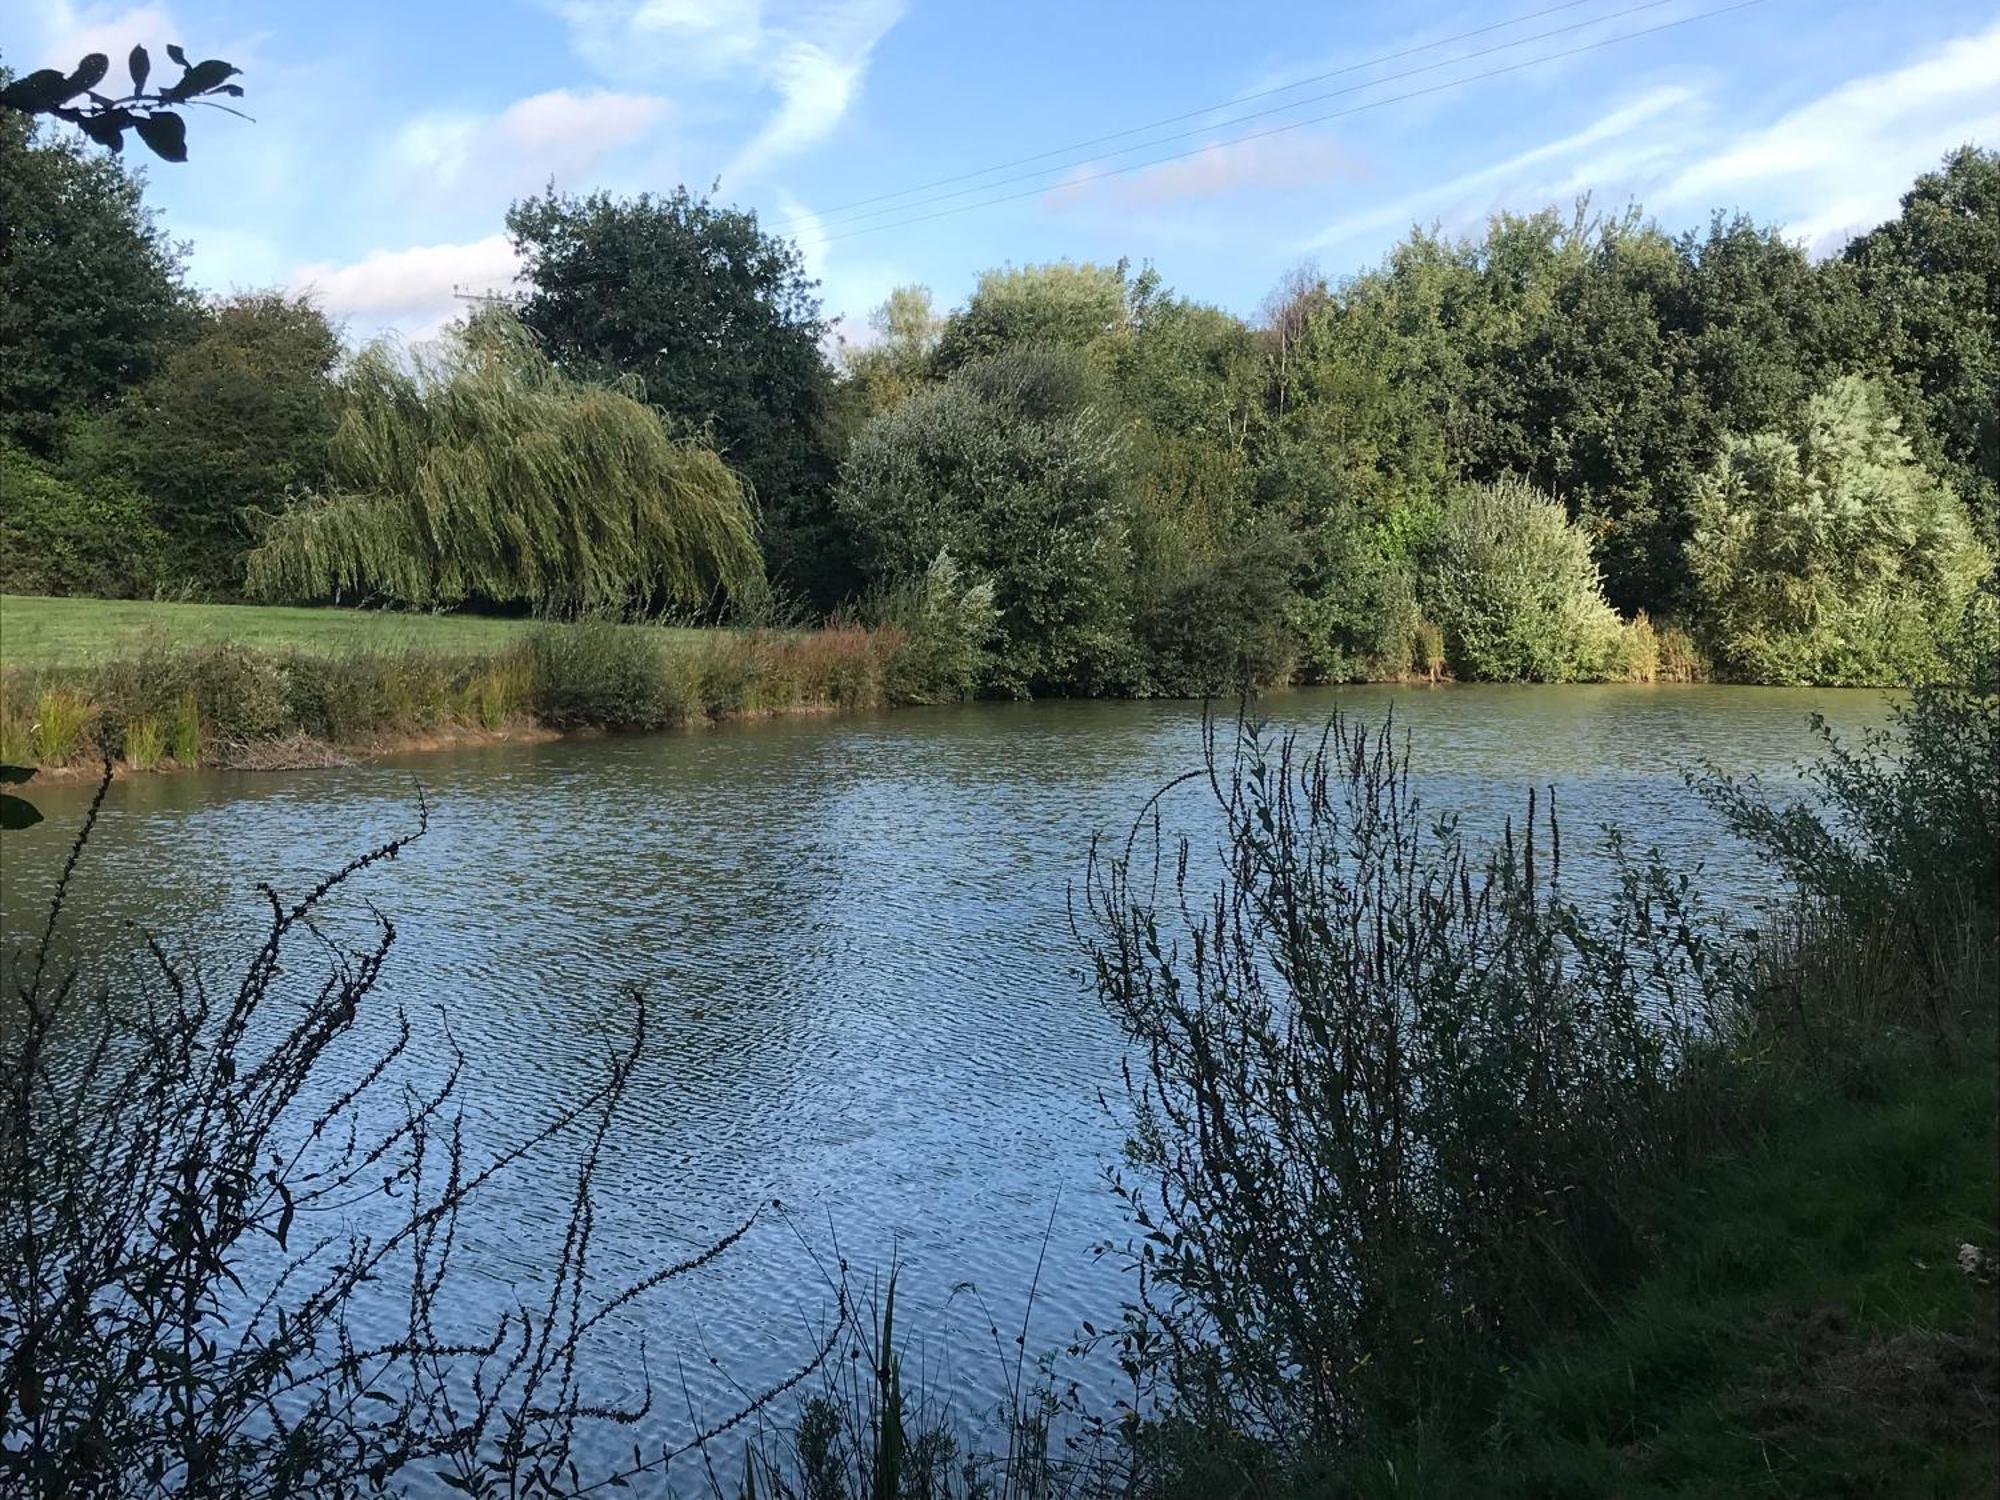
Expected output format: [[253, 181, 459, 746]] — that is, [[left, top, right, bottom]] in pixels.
[[525, 620, 684, 730], [1137, 519, 1300, 695], [0, 441, 166, 598], [693, 634, 757, 715], [874, 550, 996, 704], [1688, 374, 1991, 684], [1699, 588, 1999, 918], [838, 346, 1137, 697], [121, 716, 164, 771], [1422, 478, 1626, 682], [1289, 514, 1419, 683], [1082, 717, 1732, 1444], [1413, 617, 1445, 680], [166, 691, 201, 763], [278, 652, 391, 741], [31, 688, 97, 765]]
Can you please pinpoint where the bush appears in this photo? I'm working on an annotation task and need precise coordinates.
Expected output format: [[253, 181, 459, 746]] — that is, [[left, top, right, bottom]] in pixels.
[[112, 291, 342, 593], [1289, 512, 1420, 683], [838, 347, 1137, 697], [1698, 589, 1999, 920], [1422, 478, 1627, 682], [0, 442, 166, 597], [525, 619, 688, 730], [1082, 717, 1731, 1444], [1687, 374, 1992, 684], [873, 550, 996, 705], [1136, 518, 1300, 695]]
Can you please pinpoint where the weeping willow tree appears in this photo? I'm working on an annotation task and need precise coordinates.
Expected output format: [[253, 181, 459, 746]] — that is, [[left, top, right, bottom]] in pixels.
[[247, 315, 763, 613]]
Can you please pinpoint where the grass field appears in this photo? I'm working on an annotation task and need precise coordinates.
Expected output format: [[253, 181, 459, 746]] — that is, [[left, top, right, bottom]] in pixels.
[[0, 594, 709, 669]]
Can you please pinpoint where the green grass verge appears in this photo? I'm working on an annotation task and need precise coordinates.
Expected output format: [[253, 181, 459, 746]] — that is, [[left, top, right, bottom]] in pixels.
[[0, 594, 710, 670], [1341, 1046, 1999, 1498]]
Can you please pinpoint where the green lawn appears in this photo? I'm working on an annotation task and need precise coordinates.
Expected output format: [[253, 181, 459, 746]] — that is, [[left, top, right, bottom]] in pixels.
[[0, 595, 707, 670], [1336, 1041, 2000, 1499]]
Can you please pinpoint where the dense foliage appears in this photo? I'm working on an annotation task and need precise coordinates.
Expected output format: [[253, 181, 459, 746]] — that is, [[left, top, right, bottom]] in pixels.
[[0, 109, 189, 455], [247, 318, 763, 614], [1424, 478, 1626, 682], [839, 347, 1136, 697], [1688, 374, 1988, 683], [2, 106, 1994, 691], [115, 292, 342, 589], [506, 186, 847, 604]]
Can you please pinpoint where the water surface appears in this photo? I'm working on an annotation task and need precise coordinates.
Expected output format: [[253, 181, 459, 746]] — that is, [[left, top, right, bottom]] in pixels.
[[0, 684, 1892, 1444]]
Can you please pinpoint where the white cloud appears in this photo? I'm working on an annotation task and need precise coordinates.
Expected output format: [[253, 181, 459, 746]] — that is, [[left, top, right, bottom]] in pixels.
[[1047, 134, 1364, 212], [389, 88, 668, 204], [547, 0, 906, 178], [23, 1, 179, 70], [1661, 18, 2000, 250], [288, 234, 522, 338], [1304, 84, 1701, 250]]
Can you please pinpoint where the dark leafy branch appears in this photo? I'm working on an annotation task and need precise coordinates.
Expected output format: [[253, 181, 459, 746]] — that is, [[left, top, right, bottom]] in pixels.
[[0, 44, 245, 161]]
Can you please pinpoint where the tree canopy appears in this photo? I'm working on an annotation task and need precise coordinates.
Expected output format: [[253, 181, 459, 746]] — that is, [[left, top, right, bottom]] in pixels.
[[505, 186, 844, 604], [0, 108, 190, 455], [247, 317, 763, 615]]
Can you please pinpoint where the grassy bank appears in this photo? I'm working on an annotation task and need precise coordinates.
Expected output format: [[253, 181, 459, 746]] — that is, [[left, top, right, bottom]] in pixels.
[[0, 603, 916, 771], [0, 593, 714, 669]]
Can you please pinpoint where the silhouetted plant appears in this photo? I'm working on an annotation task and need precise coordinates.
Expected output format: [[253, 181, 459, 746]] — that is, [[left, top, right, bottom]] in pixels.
[[0, 46, 245, 161], [1079, 714, 1735, 1446], [0, 774, 837, 1497]]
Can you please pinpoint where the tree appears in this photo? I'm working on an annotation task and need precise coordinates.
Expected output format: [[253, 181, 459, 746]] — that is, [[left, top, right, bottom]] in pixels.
[[932, 260, 1130, 372], [837, 284, 942, 423], [838, 347, 1135, 696], [1841, 146, 2000, 544], [1687, 374, 1990, 685], [505, 186, 845, 605], [0, 108, 190, 455], [0, 44, 245, 160], [0, 440, 166, 597], [1422, 477, 1626, 682], [109, 291, 342, 590], [247, 317, 763, 615]]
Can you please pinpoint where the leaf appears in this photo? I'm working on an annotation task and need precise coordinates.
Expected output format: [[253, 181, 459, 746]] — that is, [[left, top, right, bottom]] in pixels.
[[133, 111, 188, 162], [67, 53, 110, 96], [216, 84, 245, 97], [0, 794, 42, 831], [166, 43, 188, 66], [79, 110, 131, 153], [166, 59, 239, 101], [0, 70, 77, 113], [129, 44, 151, 94], [0, 764, 34, 784]]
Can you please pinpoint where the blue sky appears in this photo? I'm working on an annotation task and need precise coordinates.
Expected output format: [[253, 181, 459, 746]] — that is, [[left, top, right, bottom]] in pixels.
[[11, 0, 1999, 346]]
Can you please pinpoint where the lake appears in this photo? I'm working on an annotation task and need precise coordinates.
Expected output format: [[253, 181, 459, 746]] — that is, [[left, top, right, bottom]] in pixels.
[[0, 683, 1893, 1451]]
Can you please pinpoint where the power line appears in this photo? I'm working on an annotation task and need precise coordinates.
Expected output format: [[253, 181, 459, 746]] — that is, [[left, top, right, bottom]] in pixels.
[[816, 0, 1768, 247], [802, 0, 1691, 236], [787, 0, 1612, 226]]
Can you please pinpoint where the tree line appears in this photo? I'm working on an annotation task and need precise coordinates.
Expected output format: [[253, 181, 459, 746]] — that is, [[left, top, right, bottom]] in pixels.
[[2, 94, 1993, 690]]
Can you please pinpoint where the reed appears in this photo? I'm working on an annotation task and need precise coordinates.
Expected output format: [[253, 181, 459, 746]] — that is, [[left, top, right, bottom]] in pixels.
[[120, 715, 164, 771], [30, 687, 97, 765]]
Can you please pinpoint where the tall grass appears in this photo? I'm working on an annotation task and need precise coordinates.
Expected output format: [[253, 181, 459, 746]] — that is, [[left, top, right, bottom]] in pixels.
[[120, 715, 164, 771], [0, 617, 934, 771], [29, 688, 96, 766]]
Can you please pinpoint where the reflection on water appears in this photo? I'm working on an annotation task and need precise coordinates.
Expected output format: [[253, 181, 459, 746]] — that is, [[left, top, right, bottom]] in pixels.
[[0, 684, 1892, 1438]]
